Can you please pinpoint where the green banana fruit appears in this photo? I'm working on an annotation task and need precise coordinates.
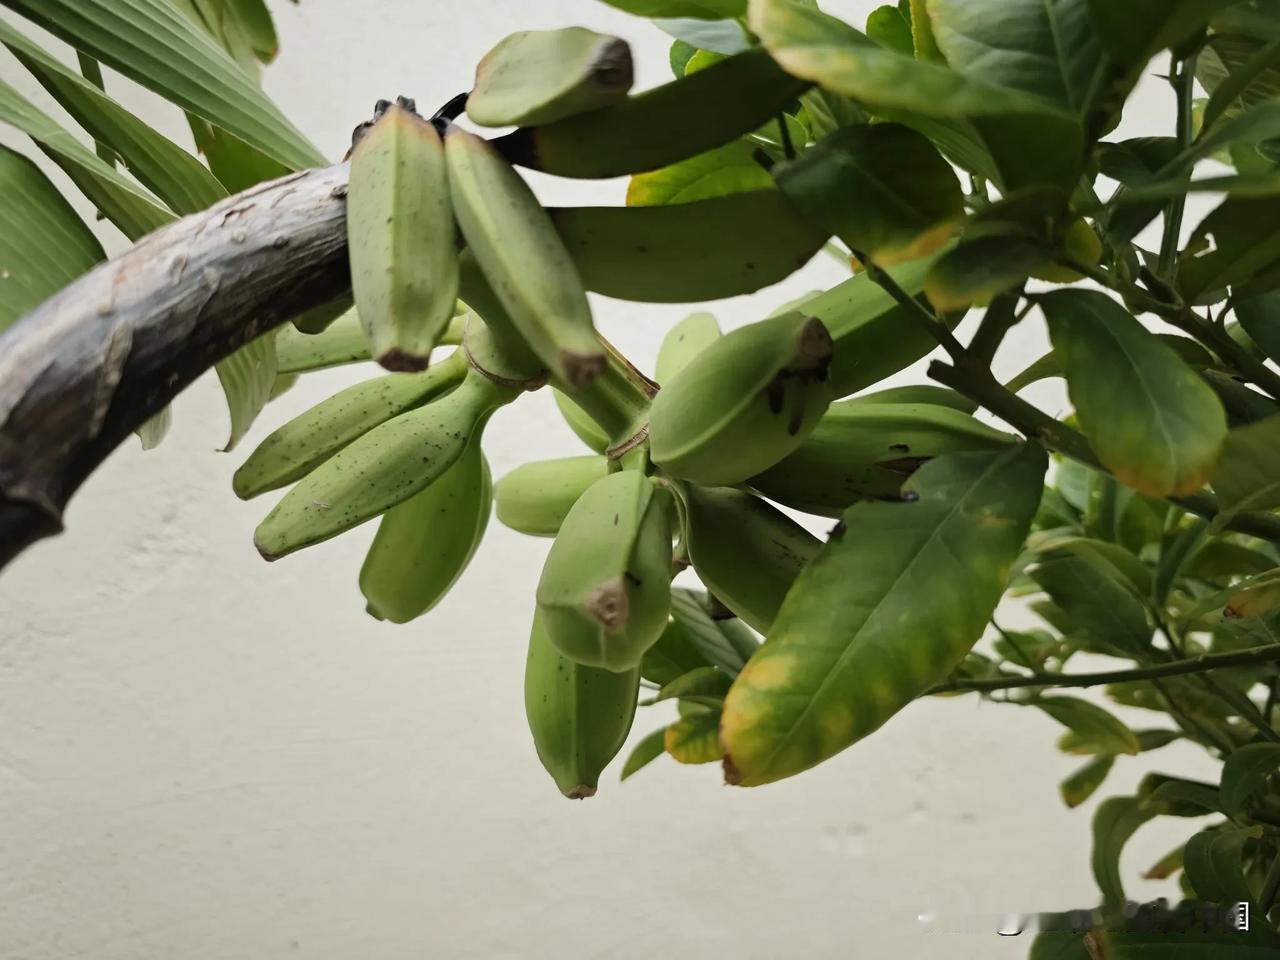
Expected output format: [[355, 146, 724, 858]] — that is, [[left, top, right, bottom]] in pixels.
[[683, 485, 821, 634], [234, 348, 467, 500], [276, 309, 466, 375], [553, 388, 609, 453], [494, 47, 808, 179], [494, 455, 610, 537], [536, 470, 674, 672], [649, 312, 834, 485], [360, 433, 492, 623], [524, 609, 640, 798], [467, 28, 633, 127], [750, 401, 1017, 517], [446, 126, 604, 388], [655, 312, 722, 383], [847, 384, 976, 414], [551, 192, 827, 303], [347, 100, 459, 371], [254, 368, 514, 560]]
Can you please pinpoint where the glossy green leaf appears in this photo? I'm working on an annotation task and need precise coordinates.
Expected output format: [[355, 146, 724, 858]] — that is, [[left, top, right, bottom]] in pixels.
[[721, 443, 1047, 786], [0, 20, 226, 215], [1182, 827, 1254, 905], [1042, 290, 1228, 498], [1087, 0, 1240, 75], [1061, 754, 1115, 808], [1220, 742, 1280, 817], [1234, 287, 1280, 365], [1036, 696, 1141, 756], [620, 728, 667, 781], [775, 122, 962, 265], [1031, 554, 1151, 655], [664, 710, 722, 764], [866, 5, 913, 56], [1180, 195, 1280, 300], [644, 666, 732, 708], [0, 75, 170, 239], [1141, 773, 1224, 817], [749, 0, 1084, 191], [626, 141, 774, 206], [656, 17, 750, 55], [2, 0, 323, 170], [928, 0, 1103, 111], [670, 588, 747, 676], [1091, 795, 1154, 906], [0, 145, 103, 332], [1199, 34, 1280, 131], [641, 618, 711, 687], [1211, 415, 1280, 530], [925, 233, 1048, 312]]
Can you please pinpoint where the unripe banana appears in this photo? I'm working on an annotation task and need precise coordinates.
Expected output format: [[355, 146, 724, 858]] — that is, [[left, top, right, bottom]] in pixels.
[[276, 309, 466, 375], [848, 384, 976, 414], [524, 610, 640, 798], [551, 192, 827, 303], [536, 470, 674, 672], [494, 455, 609, 537], [649, 312, 834, 485], [683, 485, 821, 634], [254, 369, 514, 560], [494, 48, 808, 179], [360, 434, 492, 623], [347, 100, 459, 371], [553, 388, 609, 453], [234, 350, 466, 500], [446, 126, 604, 388], [750, 401, 1016, 517], [655, 312, 722, 383], [467, 28, 634, 127]]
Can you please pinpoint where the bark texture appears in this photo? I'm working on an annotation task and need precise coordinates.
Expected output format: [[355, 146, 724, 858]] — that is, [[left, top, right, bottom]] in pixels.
[[0, 163, 353, 569]]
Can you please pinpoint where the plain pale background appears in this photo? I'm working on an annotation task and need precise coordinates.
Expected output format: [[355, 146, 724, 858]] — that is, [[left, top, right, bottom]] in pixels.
[[0, 2, 1224, 957]]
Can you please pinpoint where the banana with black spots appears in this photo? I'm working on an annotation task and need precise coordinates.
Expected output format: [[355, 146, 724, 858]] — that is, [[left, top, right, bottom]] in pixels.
[[253, 367, 515, 560], [649, 311, 834, 485], [750, 401, 1016, 517], [234, 350, 467, 499]]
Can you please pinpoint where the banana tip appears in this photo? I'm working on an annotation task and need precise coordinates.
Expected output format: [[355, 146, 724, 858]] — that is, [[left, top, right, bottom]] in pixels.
[[253, 536, 282, 563], [562, 785, 597, 800], [721, 754, 744, 787]]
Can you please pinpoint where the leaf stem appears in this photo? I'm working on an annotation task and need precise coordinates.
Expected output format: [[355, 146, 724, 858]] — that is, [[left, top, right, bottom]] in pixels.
[[1157, 53, 1197, 279], [967, 287, 1025, 366], [929, 642, 1280, 695], [856, 254, 966, 361]]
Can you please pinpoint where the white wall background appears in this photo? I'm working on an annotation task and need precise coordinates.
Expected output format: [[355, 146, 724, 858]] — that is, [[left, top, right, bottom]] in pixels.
[[0, 3, 1222, 958]]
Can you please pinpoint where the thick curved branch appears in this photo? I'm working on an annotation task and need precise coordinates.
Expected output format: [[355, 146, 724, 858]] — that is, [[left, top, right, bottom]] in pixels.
[[0, 163, 352, 570]]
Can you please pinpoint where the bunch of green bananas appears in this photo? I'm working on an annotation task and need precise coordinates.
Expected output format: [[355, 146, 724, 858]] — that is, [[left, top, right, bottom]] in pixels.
[[241, 27, 1019, 798]]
